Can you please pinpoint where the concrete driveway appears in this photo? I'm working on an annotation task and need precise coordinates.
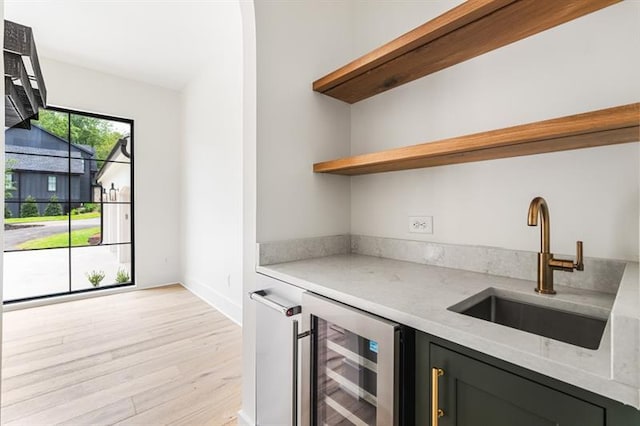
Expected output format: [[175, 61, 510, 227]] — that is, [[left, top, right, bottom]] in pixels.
[[4, 218, 100, 250], [3, 246, 131, 301]]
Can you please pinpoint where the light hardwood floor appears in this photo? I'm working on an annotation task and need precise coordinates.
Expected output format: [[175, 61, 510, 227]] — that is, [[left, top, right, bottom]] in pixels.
[[1, 285, 242, 425]]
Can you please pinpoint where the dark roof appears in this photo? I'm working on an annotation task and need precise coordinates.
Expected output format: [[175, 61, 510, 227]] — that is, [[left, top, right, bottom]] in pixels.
[[6, 150, 85, 174], [104, 137, 130, 162], [5, 124, 95, 175], [7, 145, 84, 158], [5, 124, 97, 155]]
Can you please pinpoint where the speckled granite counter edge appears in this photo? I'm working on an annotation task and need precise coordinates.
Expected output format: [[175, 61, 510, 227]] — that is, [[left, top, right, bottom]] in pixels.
[[257, 234, 627, 294]]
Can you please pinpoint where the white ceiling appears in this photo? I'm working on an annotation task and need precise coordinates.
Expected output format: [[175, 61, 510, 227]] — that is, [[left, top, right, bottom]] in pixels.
[[4, 0, 241, 90]]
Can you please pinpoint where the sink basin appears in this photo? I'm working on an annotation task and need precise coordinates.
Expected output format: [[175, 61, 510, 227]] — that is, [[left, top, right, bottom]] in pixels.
[[450, 290, 607, 350]]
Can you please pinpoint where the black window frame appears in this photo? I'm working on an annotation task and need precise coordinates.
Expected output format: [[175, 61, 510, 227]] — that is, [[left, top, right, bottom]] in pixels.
[[3, 105, 136, 304]]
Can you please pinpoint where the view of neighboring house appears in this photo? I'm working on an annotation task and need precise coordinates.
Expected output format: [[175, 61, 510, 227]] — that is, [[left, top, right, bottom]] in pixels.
[[95, 135, 132, 264], [5, 125, 96, 217], [95, 135, 130, 185]]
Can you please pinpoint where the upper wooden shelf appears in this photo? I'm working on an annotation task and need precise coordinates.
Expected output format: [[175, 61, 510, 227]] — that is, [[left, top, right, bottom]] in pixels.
[[313, 103, 640, 175], [313, 0, 621, 104]]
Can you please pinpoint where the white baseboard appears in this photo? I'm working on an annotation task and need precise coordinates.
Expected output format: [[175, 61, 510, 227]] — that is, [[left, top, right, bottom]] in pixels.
[[237, 409, 255, 426], [180, 279, 242, 326], [136, 280, 183, 290]]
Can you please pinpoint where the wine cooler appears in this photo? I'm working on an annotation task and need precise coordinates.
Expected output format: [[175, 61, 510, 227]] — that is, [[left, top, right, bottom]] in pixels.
[[301, 292, 410, 426]]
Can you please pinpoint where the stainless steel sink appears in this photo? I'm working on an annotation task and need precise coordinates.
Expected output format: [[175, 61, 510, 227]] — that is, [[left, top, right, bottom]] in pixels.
[[450, 290, 607, 350]]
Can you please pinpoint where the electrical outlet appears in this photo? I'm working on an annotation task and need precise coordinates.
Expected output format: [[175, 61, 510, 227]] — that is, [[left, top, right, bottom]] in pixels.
[[408, 216, 433, 234]]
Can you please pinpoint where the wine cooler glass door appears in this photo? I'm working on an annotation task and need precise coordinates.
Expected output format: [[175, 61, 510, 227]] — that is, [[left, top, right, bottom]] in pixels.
[[301, 292, 400, 426]]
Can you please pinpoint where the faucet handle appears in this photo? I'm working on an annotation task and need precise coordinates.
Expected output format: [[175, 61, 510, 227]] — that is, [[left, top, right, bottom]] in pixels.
[[574, 241, 584, 271], [548, 241, 584, 272]]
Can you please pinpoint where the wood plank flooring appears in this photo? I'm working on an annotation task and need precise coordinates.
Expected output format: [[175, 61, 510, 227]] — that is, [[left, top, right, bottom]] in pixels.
[[1, 285, 242, 425]]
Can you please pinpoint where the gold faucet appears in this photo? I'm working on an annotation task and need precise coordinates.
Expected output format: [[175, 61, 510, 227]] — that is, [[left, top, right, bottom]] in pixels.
[[527, 197, 584, 294]]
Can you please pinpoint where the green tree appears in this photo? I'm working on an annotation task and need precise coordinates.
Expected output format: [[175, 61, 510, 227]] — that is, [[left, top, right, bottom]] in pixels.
[[44, 195, 63, 216], [70, 114, 122, 161], [34, 109, 69, 140], [5, 205, 12, 219], [34, 110, 124, 163], [20, 196, 39, 218]]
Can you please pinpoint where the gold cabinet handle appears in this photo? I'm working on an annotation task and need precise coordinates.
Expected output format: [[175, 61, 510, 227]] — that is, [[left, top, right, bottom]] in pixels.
[[431, 367, 445, 426]]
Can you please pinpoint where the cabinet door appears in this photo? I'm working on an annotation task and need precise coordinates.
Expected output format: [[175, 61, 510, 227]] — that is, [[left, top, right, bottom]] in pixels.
[[430, 344, 604, 426]]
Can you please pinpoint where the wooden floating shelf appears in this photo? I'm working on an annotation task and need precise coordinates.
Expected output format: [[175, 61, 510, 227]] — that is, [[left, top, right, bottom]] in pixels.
[[313, 103, 640, 175], [313, 0, 621, 104]]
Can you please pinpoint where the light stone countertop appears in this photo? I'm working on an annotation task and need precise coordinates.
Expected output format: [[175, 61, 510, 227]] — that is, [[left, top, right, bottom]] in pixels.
[[257, 254, 640, 409]]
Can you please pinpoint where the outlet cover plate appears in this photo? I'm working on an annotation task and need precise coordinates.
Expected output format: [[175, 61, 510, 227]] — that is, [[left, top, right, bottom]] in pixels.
[[408, 216, 433, 234]]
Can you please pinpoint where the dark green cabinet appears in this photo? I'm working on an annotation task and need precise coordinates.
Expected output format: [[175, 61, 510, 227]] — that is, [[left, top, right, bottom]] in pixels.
[[430, 344, 603, 425], [415, 332, 640, 426]]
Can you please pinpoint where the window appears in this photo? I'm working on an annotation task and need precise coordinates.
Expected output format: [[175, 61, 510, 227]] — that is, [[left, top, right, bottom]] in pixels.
[[48, 176, 57, 192], [3, 106, 134, 303], [5, 173, 14, 190]]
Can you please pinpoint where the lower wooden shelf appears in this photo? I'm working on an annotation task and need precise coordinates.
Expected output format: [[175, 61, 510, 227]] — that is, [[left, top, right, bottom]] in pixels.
[[313, 103, 640, 176]]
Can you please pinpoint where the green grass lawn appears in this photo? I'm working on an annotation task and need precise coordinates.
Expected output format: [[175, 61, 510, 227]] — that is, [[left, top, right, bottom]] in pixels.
[[18, 227, 101, 250], [6, 212, 100, 224]]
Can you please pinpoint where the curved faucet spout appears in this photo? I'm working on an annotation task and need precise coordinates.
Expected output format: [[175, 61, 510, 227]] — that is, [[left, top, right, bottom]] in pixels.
[[528, 196, 550, 253], [527, 196, 583, 295]]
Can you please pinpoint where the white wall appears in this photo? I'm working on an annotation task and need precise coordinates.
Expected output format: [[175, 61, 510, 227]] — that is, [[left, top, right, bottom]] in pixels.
[[179, 1, 244, 325], [40, 58, 182, 287], [350, 0, 640, 261], [240, 0, 257, 423], [255, 0, 352, 243]]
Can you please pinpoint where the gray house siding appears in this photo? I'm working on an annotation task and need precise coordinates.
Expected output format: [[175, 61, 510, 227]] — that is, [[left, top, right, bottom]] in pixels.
[[5, 125, 96, 218], [6, 173, 86, 216]]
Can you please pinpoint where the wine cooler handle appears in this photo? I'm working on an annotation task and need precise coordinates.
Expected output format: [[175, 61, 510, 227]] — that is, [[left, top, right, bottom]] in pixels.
[[249, 290, 301, 317], [292, 319, 311, 426], [292, 320, 299, 426], [431, 367, 445, 426]]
